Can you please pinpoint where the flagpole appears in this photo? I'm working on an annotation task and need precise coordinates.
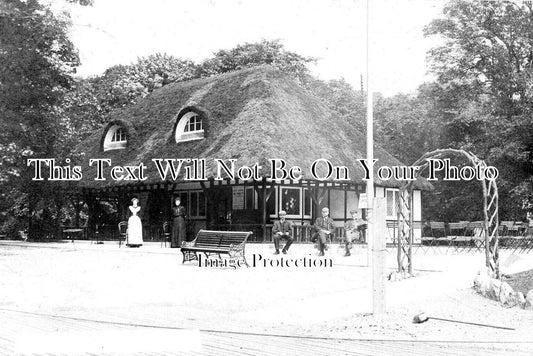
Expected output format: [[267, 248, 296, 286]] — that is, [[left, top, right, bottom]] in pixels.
[[366, 0, 385, 314], [366, 0, 374, 269]]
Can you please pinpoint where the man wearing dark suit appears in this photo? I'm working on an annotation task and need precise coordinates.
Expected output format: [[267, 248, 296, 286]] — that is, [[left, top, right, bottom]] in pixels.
[[343, 209, 366, 256], [272, 210, 294, 255], [313, 207, 335, 256]]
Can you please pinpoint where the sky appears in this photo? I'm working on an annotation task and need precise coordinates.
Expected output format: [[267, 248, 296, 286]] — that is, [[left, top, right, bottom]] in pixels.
[[64, 0, 446, 97]]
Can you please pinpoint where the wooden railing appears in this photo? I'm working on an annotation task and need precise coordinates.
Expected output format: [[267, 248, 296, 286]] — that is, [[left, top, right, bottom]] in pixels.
[[210, 223, 347, 243], [211, 224, 272, 242]]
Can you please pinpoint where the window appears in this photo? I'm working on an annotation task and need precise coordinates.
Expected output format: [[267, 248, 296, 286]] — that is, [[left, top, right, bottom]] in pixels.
[[112, 128, 126, 142], [271, 187, 313, 218], [386, 188, 400, 219], [304, 189, 312, 216], [232, 187, 244, 210], [175, 111, 205, 143], [245, 187, 258, 210], [103, 124, 127, 151], [266, 187, 276, 216], [189, 191, 206, 218], [280, 187, 300, 216], [184, 114, 202, 132], [175, 191, 206, 218]]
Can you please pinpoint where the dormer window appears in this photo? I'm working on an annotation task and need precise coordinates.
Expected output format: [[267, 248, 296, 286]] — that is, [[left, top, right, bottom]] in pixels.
[[103, 125, 127, 151], [112, 128, 126, 142], [175, 111, 205, 143], [184, 114, 203, 133]]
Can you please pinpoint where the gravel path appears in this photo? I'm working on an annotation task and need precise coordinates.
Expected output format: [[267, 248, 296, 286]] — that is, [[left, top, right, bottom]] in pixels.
[[1, 240, 532, 354]]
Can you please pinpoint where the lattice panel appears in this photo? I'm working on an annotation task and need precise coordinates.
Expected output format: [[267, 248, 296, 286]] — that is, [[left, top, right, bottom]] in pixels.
[[396, 149, 500, 278], [397, 190, 412, 274], [484, 177, 500, 277]]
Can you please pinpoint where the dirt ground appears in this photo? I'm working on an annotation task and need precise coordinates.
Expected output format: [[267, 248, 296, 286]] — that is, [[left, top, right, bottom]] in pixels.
[[1, 240, 532, 354], [504, 269, 533, 295]]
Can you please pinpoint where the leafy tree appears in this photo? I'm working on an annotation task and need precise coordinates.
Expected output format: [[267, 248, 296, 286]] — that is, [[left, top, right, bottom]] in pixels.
[[90, 54, 197, 112], [63, 42, 316, 146], [196, 39, 315, 85], [59, 54, 198, 144], [0, 0, 91, 238], [373, 92, 435, 165], [423, 0, 533, 220], [307, 78, 366, 131], [425, 0, 533, 114], [57, 78, 103, 144]]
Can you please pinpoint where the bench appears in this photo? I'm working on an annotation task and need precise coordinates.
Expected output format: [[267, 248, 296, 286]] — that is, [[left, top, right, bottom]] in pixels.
[[62, 228, 85, 243], [180, 230, 252, 267]]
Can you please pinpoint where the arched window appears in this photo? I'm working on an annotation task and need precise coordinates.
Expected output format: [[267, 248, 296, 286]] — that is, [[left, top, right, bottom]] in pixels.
[[175, 111, 205, 143], [103, 125, 127, 151], [112, 127, 126, 142]]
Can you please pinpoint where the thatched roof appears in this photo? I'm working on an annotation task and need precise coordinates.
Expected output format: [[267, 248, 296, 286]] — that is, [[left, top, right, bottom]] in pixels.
[[73, 66, 431, 190]]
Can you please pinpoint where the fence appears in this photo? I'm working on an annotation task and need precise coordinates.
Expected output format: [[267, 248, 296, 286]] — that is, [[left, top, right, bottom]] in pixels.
[[387, 221, 533, 254], [58, 220, 533, 254]]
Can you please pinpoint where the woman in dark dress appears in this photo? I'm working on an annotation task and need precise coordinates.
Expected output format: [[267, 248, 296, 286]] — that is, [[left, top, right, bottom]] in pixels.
[[171, 197, 186, 248]]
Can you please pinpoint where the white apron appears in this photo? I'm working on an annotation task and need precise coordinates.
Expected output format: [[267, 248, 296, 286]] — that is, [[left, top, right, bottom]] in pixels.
[[127, 205, 143, 246]]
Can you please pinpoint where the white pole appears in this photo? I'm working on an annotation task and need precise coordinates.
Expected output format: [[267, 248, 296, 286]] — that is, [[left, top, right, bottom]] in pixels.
[[366, 0, 374, 268], [366, 0, 385, 314]]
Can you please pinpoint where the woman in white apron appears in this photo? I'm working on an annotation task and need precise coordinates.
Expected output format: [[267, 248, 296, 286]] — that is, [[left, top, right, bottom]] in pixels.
[[127, 198, 143, 247]]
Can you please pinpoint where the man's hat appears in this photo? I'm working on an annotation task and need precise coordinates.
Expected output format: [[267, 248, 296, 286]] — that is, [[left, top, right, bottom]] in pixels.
[[350, 209, 358, 214], [322, 207, 329, 212], [279, 210, 287, 216]]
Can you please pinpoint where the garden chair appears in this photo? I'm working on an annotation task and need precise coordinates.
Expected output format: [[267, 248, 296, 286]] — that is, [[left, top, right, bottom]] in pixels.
[[421, 221, 446, 252], [118, 221, 127, 247], [464, 221, 485, 252], [447, 221, 468, 251], [161, 221, 171, 247], [501, 221, 514, 236], [386, 221, 398, 246]]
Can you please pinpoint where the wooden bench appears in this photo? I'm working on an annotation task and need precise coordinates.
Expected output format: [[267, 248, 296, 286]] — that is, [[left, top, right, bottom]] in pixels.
[[62, 228, 85, 243], [180, 230, 252, 266]]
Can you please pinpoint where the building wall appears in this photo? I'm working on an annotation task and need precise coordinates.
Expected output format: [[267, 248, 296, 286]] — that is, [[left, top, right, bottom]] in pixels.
[[413, 189, 422, 242], [346, 190, 360, 218], [122, 181, 424, 243], [329, 190, 345, 220]]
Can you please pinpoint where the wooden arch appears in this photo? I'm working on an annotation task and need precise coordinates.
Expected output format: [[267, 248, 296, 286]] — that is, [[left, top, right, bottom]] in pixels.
[[396, 149, 500, 278]]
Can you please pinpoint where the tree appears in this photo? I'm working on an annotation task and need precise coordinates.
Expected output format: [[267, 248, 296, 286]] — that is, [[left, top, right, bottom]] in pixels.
[[90, 54, 197, 112], [63, 41, 316, 147], [58, 53, 198, 145], [307, 78, 366, 131], [196, 39, 315, 85], [0, 0, 91, 238], [423, 0, 533, 219], [425, 1, 533, 113]]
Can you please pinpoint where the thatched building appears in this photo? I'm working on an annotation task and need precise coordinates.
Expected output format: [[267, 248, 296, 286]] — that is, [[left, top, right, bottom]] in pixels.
[[72, 66, 430, 242]]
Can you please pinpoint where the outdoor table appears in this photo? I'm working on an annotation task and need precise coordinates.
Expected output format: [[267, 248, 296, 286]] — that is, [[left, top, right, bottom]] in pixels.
[[62, 228, 84, 243]]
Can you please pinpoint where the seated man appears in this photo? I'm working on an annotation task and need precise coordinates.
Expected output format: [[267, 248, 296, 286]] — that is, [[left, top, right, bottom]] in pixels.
[[312, 207, 335, 256], [343, 209, 366, 257], [272, 210, 294, 255]]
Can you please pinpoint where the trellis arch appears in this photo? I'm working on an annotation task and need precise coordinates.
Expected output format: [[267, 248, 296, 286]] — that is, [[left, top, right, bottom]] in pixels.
[[396, 149, 500, 278]]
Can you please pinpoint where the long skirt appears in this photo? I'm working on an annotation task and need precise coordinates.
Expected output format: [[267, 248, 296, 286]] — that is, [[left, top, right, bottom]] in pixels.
[[127, 215, 143, 247], [172, 216, 186, 248]]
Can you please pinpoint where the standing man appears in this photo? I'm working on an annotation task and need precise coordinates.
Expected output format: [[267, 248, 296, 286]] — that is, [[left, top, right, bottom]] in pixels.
[[313, 207, 335, 256], [344, 209, 366, 256], [272, 210, 294, 255]]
